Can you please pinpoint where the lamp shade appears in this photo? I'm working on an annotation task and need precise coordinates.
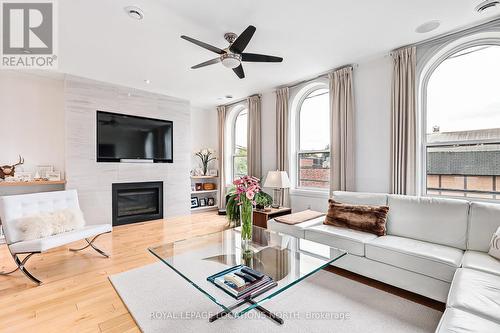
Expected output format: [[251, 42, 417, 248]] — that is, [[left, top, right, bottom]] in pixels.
[[263, 170, 291, 189]]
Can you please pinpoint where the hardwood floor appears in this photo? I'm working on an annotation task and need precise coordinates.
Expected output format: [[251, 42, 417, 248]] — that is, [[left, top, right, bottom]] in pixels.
[[0, 212, 228, 333], [0, 212, 443, 332]]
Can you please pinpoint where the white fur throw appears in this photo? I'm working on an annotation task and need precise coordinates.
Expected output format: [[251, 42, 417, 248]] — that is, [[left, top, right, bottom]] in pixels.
[[15, 208, 86, 241]]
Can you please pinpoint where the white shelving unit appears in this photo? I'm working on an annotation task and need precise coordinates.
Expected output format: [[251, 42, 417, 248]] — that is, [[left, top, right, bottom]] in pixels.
[[190, 189, 218, 195], [190, 175, 219, 213], [191, 206, 218, 212]]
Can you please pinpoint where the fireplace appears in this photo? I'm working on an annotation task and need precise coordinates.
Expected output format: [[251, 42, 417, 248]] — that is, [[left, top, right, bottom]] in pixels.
[[112, 181, 163, 226]]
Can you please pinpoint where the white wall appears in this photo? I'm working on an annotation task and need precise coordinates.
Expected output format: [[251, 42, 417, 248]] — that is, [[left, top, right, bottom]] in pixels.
[[190, 106, 217, 171], [259, 55, 392, 211], [353, 56, 392, 193], [261, 91, 277, 177], [0, 72, 197, 223], [0, 72, 65, 173]]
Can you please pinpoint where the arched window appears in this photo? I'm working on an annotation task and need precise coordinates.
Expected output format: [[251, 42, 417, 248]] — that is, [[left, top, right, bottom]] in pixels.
[[295, 87, 330, 190], [422, 43, 500, 200], [231, 107, 248, 180]]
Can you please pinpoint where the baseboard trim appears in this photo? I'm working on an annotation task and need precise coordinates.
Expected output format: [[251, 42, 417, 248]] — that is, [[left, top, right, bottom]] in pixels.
[[323, 265, 446, 312]]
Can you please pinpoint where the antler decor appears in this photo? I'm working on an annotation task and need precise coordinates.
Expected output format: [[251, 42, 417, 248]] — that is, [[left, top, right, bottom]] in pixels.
[[0, 155, 24, 179]]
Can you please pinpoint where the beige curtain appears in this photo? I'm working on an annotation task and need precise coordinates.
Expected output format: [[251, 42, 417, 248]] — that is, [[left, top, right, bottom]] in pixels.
[[329, 66, 355, 193], [247, 95, 262, 179], [390, 46, 416, 195], [217, 105, 227, 209], [276, 87, 290, 207]]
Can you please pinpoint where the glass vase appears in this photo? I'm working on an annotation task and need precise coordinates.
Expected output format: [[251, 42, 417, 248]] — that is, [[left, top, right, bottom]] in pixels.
[[239, 197, 253, 253]]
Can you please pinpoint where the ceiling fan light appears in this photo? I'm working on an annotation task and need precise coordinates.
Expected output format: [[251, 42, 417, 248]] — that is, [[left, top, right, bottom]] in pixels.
[[221, 53, 241, 69]]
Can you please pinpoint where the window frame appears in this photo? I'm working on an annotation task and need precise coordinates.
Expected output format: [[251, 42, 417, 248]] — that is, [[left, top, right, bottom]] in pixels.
[[293, 84, 330, 192], [418, 33, 500, 202], [228, 104, 248, 183]]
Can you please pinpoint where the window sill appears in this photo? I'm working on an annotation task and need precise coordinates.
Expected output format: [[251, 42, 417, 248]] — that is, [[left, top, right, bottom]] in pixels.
[[290, 188, 330, 199], [424, 193, 500, 204]]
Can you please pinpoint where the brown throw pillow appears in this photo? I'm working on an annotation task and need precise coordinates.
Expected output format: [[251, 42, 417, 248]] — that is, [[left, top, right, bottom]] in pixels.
[[324, 199, 389, 236]]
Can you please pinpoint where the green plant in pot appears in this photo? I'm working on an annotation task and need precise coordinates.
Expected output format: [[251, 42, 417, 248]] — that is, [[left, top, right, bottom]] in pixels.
[[226, 189, 272, 224], [255, 191, 273, 210]]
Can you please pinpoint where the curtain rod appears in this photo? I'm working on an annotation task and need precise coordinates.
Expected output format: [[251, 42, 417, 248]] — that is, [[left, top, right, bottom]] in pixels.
[[282, 63, 358, 90], [390, 16, 500, 55], [218, 93, 261, 108]]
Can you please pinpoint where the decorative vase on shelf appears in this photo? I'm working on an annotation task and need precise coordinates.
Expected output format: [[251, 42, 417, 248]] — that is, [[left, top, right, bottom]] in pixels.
[[239, 196, 254, 253], [194, 148, 216, 176]]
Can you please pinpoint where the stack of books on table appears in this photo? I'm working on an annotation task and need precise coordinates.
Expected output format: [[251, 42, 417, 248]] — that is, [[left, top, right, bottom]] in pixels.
[[207, 265, 277, 300]]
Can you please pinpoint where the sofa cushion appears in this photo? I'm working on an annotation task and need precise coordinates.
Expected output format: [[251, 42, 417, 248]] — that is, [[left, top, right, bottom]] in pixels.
[[488, 227, 500, 260], [468, 202, 500, 252], [436, 308, 500, 333], [447, 268, 500, 324], [267, 216, 324, 239], [305, 224, 378, 256], [8, 224, 112, 254], [324, 200, 389, 236], [462, 250, 500, 277], [332, 191, 388, 206], [387, 195, 469, 250], [365, 235, 463, 282]]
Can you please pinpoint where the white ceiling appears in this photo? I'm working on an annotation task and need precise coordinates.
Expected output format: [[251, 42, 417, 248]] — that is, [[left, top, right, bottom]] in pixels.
[[58, 0, 500, 108]]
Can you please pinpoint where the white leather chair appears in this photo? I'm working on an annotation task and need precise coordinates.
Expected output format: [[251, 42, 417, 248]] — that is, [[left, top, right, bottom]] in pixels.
[[0, 189, 112, 285]]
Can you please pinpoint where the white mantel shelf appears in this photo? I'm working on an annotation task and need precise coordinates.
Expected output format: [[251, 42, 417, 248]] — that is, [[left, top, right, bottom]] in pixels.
[[0, 180, 66, 187]]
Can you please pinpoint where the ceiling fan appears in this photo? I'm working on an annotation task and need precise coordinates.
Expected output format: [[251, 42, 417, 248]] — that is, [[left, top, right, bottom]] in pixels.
[[181, 25, 283, 79]]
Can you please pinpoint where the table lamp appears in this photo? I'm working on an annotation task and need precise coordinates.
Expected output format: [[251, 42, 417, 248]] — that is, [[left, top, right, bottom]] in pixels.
[[263, 170, 290, 208]]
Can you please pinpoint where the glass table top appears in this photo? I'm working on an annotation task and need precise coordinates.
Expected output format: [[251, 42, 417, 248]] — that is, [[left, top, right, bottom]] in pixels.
[[148, 225, 347, 318]]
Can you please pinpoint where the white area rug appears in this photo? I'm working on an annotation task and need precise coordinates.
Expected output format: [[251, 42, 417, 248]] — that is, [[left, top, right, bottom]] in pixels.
[[109, 263, 442, 333]]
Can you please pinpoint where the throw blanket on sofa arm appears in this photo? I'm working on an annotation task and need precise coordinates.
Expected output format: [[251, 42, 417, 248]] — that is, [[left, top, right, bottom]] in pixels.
[[274, 210, 325, 225]]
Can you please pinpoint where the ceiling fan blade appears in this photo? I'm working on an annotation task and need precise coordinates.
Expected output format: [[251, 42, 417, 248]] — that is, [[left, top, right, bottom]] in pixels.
[[181, 35, 225, 54], [233, 64, 245, 79], [241, 53, 283, 63], [229, 25, 256, 53], [191, 57, 221, 69]]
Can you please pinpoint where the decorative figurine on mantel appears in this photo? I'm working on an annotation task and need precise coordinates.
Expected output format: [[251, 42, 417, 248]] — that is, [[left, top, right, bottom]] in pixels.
[[0, 155, 24, 179], [194, 148, 216, 176]]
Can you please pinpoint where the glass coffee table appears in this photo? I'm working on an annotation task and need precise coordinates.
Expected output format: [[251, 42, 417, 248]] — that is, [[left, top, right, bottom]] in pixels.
[[148, 225, 346, 324]]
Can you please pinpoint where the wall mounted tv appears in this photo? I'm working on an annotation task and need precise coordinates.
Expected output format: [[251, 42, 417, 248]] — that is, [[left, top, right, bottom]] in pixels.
[[97, 111, 173, 163]]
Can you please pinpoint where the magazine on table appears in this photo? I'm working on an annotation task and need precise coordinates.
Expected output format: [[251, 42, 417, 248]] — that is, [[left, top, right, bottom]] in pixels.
[[207, 265, 277, 300]]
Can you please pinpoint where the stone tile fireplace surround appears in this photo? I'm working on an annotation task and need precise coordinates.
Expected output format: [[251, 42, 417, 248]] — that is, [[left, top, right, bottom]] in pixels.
[[64, 76, 191, 226]]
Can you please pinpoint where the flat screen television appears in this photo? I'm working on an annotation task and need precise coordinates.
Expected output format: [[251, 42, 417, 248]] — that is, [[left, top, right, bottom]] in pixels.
[[97, 111, 173, 163]]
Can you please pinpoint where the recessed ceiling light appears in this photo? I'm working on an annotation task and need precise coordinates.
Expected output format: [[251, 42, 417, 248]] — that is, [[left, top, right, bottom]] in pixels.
[[144, 79, 151, 84], [476, 0, 500, 13], [415, 20, 441, 34], [124, 6, 144, 20]]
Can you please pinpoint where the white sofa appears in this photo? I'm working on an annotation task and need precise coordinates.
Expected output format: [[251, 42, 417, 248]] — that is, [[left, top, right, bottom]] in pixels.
[[268, 191, 500, 332], [0, 190, 112, 284]]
